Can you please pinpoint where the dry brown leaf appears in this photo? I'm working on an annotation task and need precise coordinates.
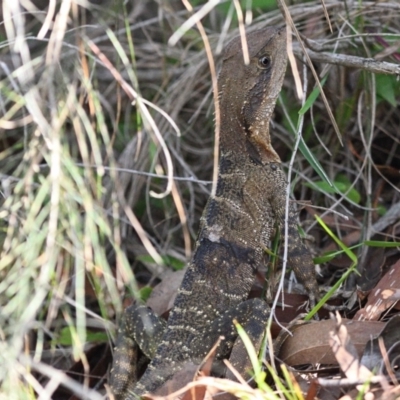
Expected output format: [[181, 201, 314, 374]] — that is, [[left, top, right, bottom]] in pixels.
[[354, 259, 400, 321], [279, 319, 384, 366], [147, 269, 186, 316]]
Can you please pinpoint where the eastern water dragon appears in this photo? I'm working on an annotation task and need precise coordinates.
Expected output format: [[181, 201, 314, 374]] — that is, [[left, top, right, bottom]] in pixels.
[[109, 25, 322, 399]]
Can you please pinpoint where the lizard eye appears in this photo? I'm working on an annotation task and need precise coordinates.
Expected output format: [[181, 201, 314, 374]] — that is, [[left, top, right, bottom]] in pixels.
[[258, 55, 271, 69]]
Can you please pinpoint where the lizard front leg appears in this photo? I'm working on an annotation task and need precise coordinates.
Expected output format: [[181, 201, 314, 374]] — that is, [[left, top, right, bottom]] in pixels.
[[109, 304, 167, 399], [268, 162, 320, 307]]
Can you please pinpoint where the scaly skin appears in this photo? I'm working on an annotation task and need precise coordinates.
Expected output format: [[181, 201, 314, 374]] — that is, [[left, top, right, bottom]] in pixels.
[[110, 25, 320, 399]]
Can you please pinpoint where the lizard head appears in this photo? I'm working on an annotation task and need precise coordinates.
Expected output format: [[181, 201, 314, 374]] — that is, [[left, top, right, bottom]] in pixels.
[[218, 26, 288, 163]]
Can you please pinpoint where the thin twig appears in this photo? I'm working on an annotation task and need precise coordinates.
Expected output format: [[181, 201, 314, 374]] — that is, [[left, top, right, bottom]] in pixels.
[[293, 47, 400, 75]]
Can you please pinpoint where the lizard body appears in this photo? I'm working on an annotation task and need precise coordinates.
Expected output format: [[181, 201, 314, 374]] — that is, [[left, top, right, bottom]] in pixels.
[[110, 26, 319, 399]]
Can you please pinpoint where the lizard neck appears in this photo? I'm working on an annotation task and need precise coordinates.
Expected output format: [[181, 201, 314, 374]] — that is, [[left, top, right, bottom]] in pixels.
[[219, 102, 281, 165]]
